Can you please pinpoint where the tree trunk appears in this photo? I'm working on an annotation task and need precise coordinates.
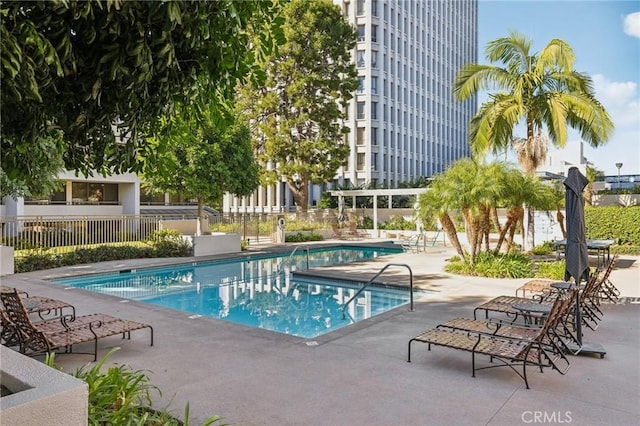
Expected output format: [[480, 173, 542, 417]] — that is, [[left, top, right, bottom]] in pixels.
[[557, 209, 566, 239], [526, 206, 535, 251], [439, 214, 466, 261], [287, 179, 309, 212]]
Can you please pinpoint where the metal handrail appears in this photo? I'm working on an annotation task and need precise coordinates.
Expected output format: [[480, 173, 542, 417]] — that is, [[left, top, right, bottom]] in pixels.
[[341, 263, 414, 319], [272, 246, 310, 285]]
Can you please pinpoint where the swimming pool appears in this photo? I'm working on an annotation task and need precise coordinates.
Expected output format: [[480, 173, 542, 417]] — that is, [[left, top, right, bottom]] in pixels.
[[53, 246, 415, 339]]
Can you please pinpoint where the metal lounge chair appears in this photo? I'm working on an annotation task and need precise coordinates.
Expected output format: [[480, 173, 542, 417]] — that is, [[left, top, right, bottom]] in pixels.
[[0, 285, 76, 320], [0, 289, 153, 361], [436, 289, 581, 356], [514, 256, 618, 302], [408, 294, 573, 389]]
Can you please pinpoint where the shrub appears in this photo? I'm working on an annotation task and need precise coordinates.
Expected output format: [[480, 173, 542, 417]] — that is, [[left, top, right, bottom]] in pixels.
[[147, 230, 192, 257], [444, 252, 533, 278], [585, 206, 640, 245], [534, 260, 566, 280], [285, 232, 324, 243], [530, 241, 555, 256], [46, 349, 224, 426]]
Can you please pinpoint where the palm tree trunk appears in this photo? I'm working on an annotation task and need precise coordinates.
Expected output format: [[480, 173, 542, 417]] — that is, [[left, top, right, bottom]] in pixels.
[[557, 209, 566, 239], [439, 214, 466, 261], [197, 197, 204, 236]]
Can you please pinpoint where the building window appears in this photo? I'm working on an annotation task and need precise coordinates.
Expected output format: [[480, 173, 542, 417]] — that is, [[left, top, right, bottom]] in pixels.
[[371, 152, 378, 171], [371, 0, 378, 17], [371, 127, 378, 146], [357, 127, 365, 145], [371, 102, 378, 120], [357, 25, 365, 42], [356, 50, 365, 68], [356, 0, 365, 16], [357, 76, 365, 93], [71, 182, 118, 204], [371, 25, 377, 43], [371, 50, 378, 69], [357, 101, 365, 120], [357, 153, 366, 171], [371, 76, 378, 94]]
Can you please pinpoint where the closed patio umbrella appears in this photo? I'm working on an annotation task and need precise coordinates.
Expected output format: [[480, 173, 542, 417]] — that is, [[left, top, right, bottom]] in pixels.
[[564, 167, 589, 284], [563, 167, 605, 356]]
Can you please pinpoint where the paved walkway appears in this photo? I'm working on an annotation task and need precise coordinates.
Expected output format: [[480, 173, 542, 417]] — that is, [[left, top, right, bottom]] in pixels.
[[2, 242, 639, 425]]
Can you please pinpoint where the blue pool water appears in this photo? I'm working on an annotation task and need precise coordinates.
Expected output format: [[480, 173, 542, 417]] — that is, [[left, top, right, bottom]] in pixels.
[[53, 246, 414, 339]]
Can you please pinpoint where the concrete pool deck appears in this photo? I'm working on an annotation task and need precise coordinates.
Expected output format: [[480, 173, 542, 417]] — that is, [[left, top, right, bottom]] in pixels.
[[1, 242, 639, 425]]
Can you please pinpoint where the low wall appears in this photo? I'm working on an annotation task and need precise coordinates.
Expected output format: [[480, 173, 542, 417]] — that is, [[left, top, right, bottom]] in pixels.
[[0, 346, 88, 425], [192, 233, 241, 257], [160, 219, 199, 235], [1, 245, 14, 276]]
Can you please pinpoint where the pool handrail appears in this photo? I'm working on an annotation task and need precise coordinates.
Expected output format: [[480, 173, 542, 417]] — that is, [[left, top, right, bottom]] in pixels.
[[272, 246, 310, 290], [341, 263, 414, 319]]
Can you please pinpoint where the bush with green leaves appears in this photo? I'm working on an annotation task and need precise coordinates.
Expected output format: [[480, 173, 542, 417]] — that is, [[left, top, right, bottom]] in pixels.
[[147, 229, 192, 257], [534, 260, 566, 280], [46, 349, 224, 426], [445, 252, 533, 278], [285, 232, 324, 243], [14, 231, 191, 273]]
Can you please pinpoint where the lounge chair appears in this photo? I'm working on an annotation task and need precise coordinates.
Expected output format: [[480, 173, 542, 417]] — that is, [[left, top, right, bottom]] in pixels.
[[0, 285, 76, 320], [408, 294, 572, 389], [514, 256, 618, 302], [473, 264, 608, 330], [0, 289, 153, 361], [437, 289, 581, 356], [331, 223, 348, 240], [347, 221, 367, 239]]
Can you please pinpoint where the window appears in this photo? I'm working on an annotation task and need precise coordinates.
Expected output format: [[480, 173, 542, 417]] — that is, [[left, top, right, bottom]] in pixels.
[[357, 76, 365, 93], [371, 102, 378, 120], [371, 76, 378, 94], [371, 153, 378, 171], [357, 127, 365, 145], [356, 50, 365, 68], [71, 182, 118, 204], [371, 25, 377, 43], [371, 127, 378, 145], [357, 153, 366, 171], [357, 25, 365, 42], [371, 0, 378, 17], [371, 50, 378, 69], [356, 0, 365, 16], [357, 102, 365, 120]]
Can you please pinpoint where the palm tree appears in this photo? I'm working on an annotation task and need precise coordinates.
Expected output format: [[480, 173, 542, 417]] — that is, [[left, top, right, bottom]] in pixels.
[[417, 158, 504, 263], [585, 165, 604, 205], [454, 31, 614, 250]]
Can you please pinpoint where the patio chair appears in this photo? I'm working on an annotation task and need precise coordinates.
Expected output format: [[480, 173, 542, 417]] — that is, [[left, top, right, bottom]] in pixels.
[[0, 285, 76, 320], [331, 223, 348, 240], [514, 256, 618, 302], [0, 289, 153, 361], [437, 289, 581, 356], [408, 294, 572, 389], [474, 266, 607, 331], [347, 221, 368, 239]]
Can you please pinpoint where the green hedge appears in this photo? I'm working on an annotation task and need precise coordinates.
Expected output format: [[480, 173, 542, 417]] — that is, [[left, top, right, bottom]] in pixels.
[[15, 230, 192, 273], [585, 206, 640, 245]]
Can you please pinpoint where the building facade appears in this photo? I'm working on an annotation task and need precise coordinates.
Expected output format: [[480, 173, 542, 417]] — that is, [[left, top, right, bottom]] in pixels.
[[224, 0, 478, 213]]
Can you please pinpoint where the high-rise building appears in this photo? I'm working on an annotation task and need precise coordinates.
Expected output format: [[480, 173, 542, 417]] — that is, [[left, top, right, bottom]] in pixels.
[[223, 0, 478, 213]]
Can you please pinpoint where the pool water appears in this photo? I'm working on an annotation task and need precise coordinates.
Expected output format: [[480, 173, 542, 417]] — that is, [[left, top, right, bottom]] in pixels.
[[53, 246, 415, 338]]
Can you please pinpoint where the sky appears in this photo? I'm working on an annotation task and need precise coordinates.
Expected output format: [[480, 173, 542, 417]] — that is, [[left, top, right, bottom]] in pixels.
[[478, 0, 640, 176]]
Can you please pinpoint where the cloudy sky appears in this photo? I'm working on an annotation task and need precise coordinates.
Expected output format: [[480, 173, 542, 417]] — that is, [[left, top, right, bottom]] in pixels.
[[478, 0, 640, 176]]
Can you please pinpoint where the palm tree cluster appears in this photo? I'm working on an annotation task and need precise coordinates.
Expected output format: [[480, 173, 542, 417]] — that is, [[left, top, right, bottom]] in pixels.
[[417, 159, 561, 263]]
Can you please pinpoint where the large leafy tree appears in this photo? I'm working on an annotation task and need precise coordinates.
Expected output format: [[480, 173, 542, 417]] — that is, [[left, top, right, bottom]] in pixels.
[[453, 31, 614, 249], [1, 0, 282, 197], [240, 0, 359, 212], [141, 100, 259, 231]]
